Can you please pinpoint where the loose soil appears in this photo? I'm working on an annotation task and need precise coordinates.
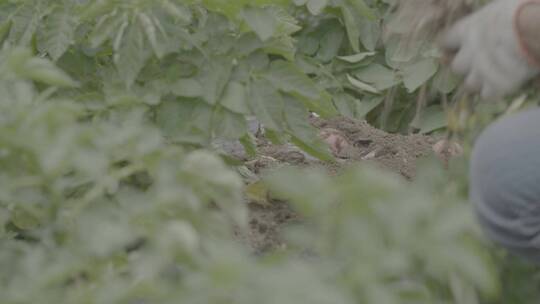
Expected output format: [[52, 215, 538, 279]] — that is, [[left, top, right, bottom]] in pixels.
[[237, 116, 441, 253]]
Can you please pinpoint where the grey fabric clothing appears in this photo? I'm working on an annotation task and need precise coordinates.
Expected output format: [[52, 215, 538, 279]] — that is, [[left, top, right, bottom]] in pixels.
[[470, 107, 540, 263]]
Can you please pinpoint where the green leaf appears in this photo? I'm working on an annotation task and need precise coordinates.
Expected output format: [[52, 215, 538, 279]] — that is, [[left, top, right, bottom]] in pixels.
[[385, 35, 422, 67], [333, 92, 356, 118], [347, 74, 380, 94], [162, 1, 193, 24], [264, 35, 297, 61], [89, 12, 124, 48], [284, 96, 333, 161], [264, 60, 320, 100], [39, 7, 77, 61], [433, 68, 459, 94], [402, 59, 438, 92], [240, 133, 257, 157], [298, 33, 320, 56], [19, 57, 78, 87], [213, 108, 248, 140], [412, 105, 447, 133], [8, 4, 40, 47], [171, 78, 203, 98], [316, 21, 344, 62], [265, 61, 336, 117], [347, 0, 376, 19], [270, 7, 302, 36], [247, 79, 285, 131], [138, 12, 164, 59], [264, 167, 336, 216], [221, 81, 249, 114], [356, 96, 384, 118], [182, 150, 246, 226], [114, 20, 151, 88], [354, 64, 399, 90], [337, 52, 375, 63], [156, 98, 213, 145], [192, 0, 290, 20], [358, 18, 380, 51], [340, 4, 360, 52], [242, 7, 277, 42], [307, 0, 329, 15], [199, 57, 233, 105], [0, 19, 12, 45], [11, 207, 40, 230]]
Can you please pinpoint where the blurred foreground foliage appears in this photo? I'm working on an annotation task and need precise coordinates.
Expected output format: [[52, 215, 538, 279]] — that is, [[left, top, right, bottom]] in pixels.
[[0, 0, 539, 303]]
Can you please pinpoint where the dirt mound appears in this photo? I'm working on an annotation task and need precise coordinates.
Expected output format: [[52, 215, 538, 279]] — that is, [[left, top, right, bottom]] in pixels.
[[312, 117, 436, 179], [240, 116, 439, 253]]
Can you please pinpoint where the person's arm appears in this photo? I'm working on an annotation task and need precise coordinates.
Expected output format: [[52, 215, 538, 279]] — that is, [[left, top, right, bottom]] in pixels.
[[442, 0, 540, 100]]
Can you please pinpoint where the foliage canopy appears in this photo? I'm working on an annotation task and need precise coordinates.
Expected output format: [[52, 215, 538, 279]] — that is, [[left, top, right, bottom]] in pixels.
[[0, 0, 537, 303]]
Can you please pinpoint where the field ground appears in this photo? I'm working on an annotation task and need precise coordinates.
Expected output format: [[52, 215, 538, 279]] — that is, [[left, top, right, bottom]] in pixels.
[[231, 117, 443, 253]]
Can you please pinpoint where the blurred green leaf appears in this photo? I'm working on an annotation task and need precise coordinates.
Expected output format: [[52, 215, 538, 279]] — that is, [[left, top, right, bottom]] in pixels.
[[248, 79, 285, 131], [412, 105, 447, 134], [17, 56, 78, 87], [337, 51, 375, 63], [172, 78, 204, 98], [355, 63, 399, 90], [347, 74, 380, 94], [307, 0, 329, 15], [402, 59, 438, 92], [242, 7, 277, 41], [221, 81, 250, 114], [38, 6, 77, 61]]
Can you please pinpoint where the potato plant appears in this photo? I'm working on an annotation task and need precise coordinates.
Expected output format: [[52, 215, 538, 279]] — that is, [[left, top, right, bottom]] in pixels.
[[0, 0, 537, 303]]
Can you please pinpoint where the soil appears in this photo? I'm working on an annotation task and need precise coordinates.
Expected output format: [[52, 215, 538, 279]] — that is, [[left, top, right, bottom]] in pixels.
[[236, 116, 441, 253], [311, 117, 437, 179]]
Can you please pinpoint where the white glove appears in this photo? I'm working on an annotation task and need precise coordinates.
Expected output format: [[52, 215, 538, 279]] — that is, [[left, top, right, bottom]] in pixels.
[[443, 0, 539, 100]]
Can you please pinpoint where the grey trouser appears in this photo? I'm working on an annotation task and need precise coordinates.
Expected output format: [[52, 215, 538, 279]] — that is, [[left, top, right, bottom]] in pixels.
[[470, 108, 540, 263]]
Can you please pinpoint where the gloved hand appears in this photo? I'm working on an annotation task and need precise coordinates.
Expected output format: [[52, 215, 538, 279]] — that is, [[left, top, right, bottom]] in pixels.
[[442, 0, 540, 100]]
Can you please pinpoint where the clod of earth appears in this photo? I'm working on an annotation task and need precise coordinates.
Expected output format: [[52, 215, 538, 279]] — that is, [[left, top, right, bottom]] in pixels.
[[319, 127, 353, 158], [432, 139, 464, 168]]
